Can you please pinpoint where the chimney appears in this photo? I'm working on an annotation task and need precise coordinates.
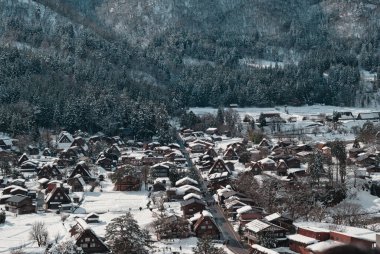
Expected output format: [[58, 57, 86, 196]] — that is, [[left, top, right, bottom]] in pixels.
[[376, 234, 380, 248]]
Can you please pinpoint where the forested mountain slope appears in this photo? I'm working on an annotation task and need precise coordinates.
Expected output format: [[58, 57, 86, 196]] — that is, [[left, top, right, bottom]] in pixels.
[[0, 0, 379, 135]]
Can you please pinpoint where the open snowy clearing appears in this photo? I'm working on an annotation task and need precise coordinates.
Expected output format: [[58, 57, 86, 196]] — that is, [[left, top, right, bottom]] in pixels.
[[190, 105, 380, 142], [80, 191, 150, 214], [189, 105, 380, 119], [0, 212, 67, 253]]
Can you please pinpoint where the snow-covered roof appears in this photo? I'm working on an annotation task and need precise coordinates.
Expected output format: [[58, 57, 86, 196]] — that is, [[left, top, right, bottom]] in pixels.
[[48, 180, 63, 185], [183, 193, 202, 201], [265, 212, 281, 222], [10, 186, 28, 193], [76, 218, 90, 230], [155, 146, 171, 151], [12, 178, 26, 183], [3, 185, 19, 190], [188, 142, 206, 148], [287, 234, 319, 245], [154, 177, 171, 184], [357, 112, 380, 119], [189, 210, 213, 222], [208, 172, 229, 180], [58, 131, 74, 143], [236, 205, 252, 214], [152, 163, 169, 169], [246, 220, 270, 233], [259, 157, 276, 164], [287, 168, 305, 174], [176, 185, 200, 195], [224, 199, 246, 210], [0, 194, 11, 199], [85, 212, 99, 219], [297, 225, 330, 233], [217, 187, 231, 195], [306, 240, 344, 252], [74, 175, 86, 187], [251, 244, 279, 254], [294, 222, 377, 242], [272, 247, 297, 254], [175, 176, 198, 186], [0, 139, 13, 146]]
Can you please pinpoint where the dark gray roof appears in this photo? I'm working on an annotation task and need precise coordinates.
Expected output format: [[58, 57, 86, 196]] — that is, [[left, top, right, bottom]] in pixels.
[[6, 194, 29, 203]]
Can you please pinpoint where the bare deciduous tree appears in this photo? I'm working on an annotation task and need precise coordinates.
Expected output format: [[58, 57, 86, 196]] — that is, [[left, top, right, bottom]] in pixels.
[[30, 221, 49, 247], [331, 202, 367, 227]]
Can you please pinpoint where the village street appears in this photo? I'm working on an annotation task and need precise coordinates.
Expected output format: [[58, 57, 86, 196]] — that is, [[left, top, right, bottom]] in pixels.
[[177, 135, 249, 254]]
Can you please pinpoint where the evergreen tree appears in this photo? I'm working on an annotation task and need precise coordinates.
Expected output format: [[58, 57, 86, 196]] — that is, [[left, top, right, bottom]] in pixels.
[[192, 237, 227, 254], [0, 209, 5, 224], [47, 239, 84, 254], [258, 113, 267, 128], [258, 233, 277, 248], [308, 149, 324, 186], [352, 139, 360, 149], [216, 107, 225, 126], [330, 140, 347, 184], [105, 212, 151, 254]]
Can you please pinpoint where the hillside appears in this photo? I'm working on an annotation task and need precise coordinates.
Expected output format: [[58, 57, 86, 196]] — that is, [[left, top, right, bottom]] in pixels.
[[0, 0, 378, 134]]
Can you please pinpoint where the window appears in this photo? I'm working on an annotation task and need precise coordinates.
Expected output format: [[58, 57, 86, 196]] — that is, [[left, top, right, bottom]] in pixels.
[[90, 243, 96, 247], [201, 226, 206, 230], [81, 243, 88, 248], [189, 209, 193, 212], [85, 238, 90, 242], [205, 221, 208, 224], [208, 226, 213, 229]]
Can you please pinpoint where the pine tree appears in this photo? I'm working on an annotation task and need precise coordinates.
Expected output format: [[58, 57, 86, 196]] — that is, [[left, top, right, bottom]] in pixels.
[[47, 239, 84, 254], [259, 113, 267, 128], [352, 139, 360, 149], [105, 212, 151, 254], [258, 233, 277, 248], [153, 213, 190, 240], [216, 107, 224, 127], [330, 140, 347, 184], [0, 209, 5, 224], [308, 149, 324, 186], [192, 237, 227, 254]]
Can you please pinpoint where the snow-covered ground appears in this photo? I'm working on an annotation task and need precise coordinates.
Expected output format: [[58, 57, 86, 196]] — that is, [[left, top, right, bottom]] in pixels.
[[348, 190, 380, 215], [80, 191, 150, 214], [189, 105, 380, 120], [0, 212, 67, 253], [189, 105, 380, 142]]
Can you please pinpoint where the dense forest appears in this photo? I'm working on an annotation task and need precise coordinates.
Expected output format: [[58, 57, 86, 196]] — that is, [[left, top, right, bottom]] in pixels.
[[0, 0, 379, 138]]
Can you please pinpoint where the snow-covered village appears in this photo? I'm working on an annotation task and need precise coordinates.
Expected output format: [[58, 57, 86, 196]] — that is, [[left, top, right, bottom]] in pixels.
[[2, 0, 380, 253], [1, 105, 380, 253]]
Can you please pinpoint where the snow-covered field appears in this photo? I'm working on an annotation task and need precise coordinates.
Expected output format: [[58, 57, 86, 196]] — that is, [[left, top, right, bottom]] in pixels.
[[190, 105, 380, 142], [80, 191, 149, 214], [189, 105, 380, 120], [0, 212, 66, 253]]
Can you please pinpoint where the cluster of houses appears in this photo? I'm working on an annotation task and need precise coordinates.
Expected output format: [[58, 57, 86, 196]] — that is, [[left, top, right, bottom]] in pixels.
[[151, 174, 222, 240], [180, 127, 380, 254], [2, 121, 380, 253], [0, 130, 192, 253]]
